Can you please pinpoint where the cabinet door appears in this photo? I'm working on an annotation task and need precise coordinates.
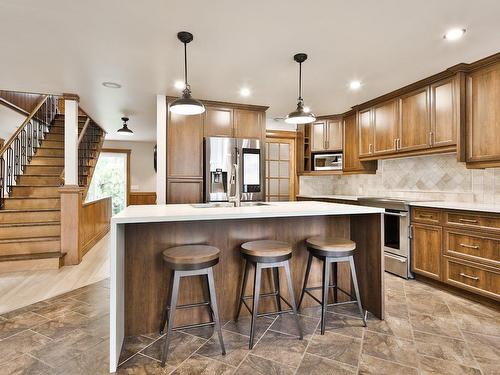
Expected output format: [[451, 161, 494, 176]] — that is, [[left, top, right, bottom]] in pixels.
[[204, 107, 233, 137], [167, 111, 204, 178], [234, 109, 263, 139], [358, 109, 373, 157], [431, 78, 457, 147], [466, 61, 500, 164], [373, 99, 399, 155], [311, 121, 326, 152], [411, 223, 442, 280], [399, 87, 430, 151], [167, 179, 203, 203], [326, 120, 342, 151], [343, 114, 358, 171]]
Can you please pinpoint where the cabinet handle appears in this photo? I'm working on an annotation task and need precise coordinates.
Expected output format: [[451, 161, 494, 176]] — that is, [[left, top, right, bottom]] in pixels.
[[409, 224, 413, 239], [419, 214, 434, 218], [394, 138, 398, 150], [429, 132, 433, 146], [459, 272, 479, 281], [458, 218, 479, 224], [369, 144, 373, 154], [397, 138, 401, 150], [459, 243, 480, 250]]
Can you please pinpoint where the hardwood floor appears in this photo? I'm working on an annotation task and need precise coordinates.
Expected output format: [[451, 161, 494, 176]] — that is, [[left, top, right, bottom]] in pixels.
[[0, 271, 498, 374], [0, 234, 109, 314]]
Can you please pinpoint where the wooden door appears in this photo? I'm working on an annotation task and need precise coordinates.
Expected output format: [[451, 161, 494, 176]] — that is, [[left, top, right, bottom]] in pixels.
[[373, 99, 399, 155], [265, 137, 295, 201], [311, 121, 326, 152], [167, 179, 203, 203], [399, 87, 430, 151], [326, 120, 343, 151], [204, 107, 233, 137], [466, 61, 500, 164], [234, 109, 263, 139], [167, 111, 204, 178], [411, 223, 442, 280], [358, 109, 373, 157], [431, 78, 457, 147]]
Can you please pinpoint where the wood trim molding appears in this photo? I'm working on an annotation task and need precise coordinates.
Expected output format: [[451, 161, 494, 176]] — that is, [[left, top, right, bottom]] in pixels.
[[102, 148, 131, 206], [265, 130, 297, 139], [166, 96, 269, 112], [62, 93, 80, 102]]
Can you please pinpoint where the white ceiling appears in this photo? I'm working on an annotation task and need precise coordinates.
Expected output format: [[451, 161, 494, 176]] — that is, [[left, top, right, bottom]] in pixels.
[[0, 0, 499, 141]]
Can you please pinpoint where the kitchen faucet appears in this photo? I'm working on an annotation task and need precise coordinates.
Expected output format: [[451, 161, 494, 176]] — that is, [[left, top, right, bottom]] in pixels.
[[227, 148, 241, 207]]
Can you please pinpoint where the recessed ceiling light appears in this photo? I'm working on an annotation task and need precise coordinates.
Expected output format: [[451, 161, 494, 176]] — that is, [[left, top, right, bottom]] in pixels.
[[240, 87, 251, 97], [349, 80, 362, 90], [174, 80, 185, 90], [102, 81, 121, 89], [443, 28, 466, 41]]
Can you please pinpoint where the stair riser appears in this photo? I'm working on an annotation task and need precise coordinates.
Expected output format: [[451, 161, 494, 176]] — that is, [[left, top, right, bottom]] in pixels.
[[44, 133, 64, 141], [36, 148, 64, 157], [0, 239, 60, 255], [0, 210, 60, 224], [10, 186, 60, 198], [3, 198, 60, 210], [0, 257, 62, 273], [23, 166, 63, 175], [0, 225, 60, 240], [17, 175, 62, 185], [40, 140, 64, 148], [29, 158, 64, 166]]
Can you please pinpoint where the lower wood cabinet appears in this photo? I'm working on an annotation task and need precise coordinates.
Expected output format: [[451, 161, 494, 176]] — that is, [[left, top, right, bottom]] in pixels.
[[411, 223, 442, 280], [167, 179, 203, 204]]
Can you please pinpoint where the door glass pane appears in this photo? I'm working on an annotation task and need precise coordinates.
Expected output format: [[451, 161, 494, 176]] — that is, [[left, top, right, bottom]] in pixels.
[[279, 161, 289, 178], [268, 143, 279, 160], [279, 179, 289, 195], [269, 179, 278, 194], [269, 161, 279, 178], [279, 144, 290, 160]]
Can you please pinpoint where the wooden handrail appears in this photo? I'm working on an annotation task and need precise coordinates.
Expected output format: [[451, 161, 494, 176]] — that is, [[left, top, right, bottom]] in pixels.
[[78, 107, 107, 135], [0, 95, 48, 155], [77, 118, 91, 145], [0, 98, 30, 117]]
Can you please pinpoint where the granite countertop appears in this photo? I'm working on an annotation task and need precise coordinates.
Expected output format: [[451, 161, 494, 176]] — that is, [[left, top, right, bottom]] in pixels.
[[408, 201, 500, 214], [296, 194, 360, 201]]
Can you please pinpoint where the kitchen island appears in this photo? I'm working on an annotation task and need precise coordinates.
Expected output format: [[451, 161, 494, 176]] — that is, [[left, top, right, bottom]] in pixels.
[[109, 201, 384, 372]]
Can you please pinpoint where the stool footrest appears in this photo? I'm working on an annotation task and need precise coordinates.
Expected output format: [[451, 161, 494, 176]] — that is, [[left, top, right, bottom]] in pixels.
[[167, 301, 211, 310], [240, 294, 294, 315], [171, 321, 215, 332]]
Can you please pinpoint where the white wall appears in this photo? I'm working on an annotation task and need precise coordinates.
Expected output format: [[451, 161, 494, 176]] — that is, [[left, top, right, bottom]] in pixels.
[[265, 117, 296, 131], [103, 140, 156, 192], [0, 104, 26, 141]]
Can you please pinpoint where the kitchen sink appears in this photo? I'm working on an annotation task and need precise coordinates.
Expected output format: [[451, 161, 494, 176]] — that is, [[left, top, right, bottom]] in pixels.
[[239, 202, 270, 207], [191, 202, 270, 208]]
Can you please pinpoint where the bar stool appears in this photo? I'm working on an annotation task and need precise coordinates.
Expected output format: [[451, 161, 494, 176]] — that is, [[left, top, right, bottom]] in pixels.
[[159, 245, 226, 366], [235, 240, 303, 349], [298, 236, 366, 335]]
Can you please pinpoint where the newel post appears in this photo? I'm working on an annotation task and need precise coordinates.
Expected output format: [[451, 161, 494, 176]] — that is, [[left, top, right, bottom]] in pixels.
[[59, 93, 82, 265]]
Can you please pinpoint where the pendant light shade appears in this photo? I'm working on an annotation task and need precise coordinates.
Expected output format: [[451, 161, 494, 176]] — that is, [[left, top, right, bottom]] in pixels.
[[170, 31, 205, 115], [285, 53, 316, 124], [117, 117, 133, 135]]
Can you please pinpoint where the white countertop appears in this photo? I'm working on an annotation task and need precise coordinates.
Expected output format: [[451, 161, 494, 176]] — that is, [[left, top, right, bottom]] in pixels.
[[409, 201, 500, 214], [111, 201, 383, 225], [296, 194, 360, 201]]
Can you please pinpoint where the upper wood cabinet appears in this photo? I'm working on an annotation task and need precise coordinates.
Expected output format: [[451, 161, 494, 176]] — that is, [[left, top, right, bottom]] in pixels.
[[343, 113, 377, 174], [358, 109, 373, 157], [373, 99, 399, 155], [431, 78, 457, 148], [311, 119, 342, 152], [167, 111, 204, 178], [398, 87, 430, 152], [234, 109, 263, 139], [411, 223, 442, 280], [204, 107, 233, 137], [466, 61, 500, 168]]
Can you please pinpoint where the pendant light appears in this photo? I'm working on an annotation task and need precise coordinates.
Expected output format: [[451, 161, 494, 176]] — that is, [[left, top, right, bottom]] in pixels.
[[285, 53, 316, 124], [117, 117, 133, 135], [169, 31, 205, 115]]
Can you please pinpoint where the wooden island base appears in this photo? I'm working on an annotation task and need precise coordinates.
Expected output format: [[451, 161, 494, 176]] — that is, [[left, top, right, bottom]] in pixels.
[[124, 214, 383, 336]]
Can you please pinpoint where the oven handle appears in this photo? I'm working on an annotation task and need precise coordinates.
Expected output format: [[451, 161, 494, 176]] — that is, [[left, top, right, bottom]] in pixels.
[[383, 211, 408, 217]]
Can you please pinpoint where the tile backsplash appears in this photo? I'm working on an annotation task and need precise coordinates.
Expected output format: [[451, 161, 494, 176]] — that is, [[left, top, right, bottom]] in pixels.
[[300, 153, 500, 203]]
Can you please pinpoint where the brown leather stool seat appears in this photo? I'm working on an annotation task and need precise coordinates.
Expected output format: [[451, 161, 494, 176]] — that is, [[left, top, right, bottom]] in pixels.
[[305, 236, 356, 257], [162, 245, 220, 270], [240, 240, 292, 261]]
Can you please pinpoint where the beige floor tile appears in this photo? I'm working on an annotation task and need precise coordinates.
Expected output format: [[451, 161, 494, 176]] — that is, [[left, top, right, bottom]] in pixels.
[[0, 329, 52, 365], [418, 355, 482, 375], [295, 353, 356, 375], [171, 354, 234, 375], [196, 329, 249, 367], [141, 332, 206, 367], [251, 329, 308, 368], [307, 331, 361, 367], [116, 353, 175, 374], [0, 353, 52, 375], [234, 353, 295, 375], [362, 331, 418, 368], [358, 354, 418, 375]]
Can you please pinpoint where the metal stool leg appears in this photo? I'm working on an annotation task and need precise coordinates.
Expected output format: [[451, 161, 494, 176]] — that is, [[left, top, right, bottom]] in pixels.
[[283, 261, 303, 340], [320, 258, 330, 335], [349, 256, 366, 327], [249, 262, 262, 349], [332, 262, 338, 303], [235, 260, 249, 321], [273, 267, 282, 312], [161, 271, 180, 366], [297, 252, 313, 310], [160, 271, 174, 334], [207, 267, 226, 355]]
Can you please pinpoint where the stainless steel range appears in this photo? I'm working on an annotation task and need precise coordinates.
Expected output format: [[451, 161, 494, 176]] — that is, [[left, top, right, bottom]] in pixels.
[[358, 197, 413, 279]]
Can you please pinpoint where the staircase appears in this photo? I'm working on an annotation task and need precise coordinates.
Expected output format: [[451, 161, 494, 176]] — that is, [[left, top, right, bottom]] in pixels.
[[0, 96, 105, 273]]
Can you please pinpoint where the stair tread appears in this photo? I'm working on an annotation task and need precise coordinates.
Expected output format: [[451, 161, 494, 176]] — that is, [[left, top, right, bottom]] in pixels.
[[0, 236, 60, 244], [5, 197, 60, 200], [32, 155, 65, 158], [0, 221, 60, 228], [37, 146, 65, 150], [13, 185, 61, 187], [0, 209, 60, 213], [0, 252, 65, 262]]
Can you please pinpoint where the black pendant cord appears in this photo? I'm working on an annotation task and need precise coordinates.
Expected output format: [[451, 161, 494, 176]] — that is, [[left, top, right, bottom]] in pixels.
[[183, 42, 188, 87], [298, 61, 303, 101]]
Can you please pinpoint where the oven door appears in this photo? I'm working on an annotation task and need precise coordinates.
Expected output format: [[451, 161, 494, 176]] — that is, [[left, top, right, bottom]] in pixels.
[[383, 210, 408, 258]]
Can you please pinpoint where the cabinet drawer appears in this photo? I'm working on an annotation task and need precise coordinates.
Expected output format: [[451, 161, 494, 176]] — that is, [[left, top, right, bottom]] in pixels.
[[446, 211, 500, 233], [411, 207, 442, 224], [444, 259, 499, 300], [444, 230, 500, 267]]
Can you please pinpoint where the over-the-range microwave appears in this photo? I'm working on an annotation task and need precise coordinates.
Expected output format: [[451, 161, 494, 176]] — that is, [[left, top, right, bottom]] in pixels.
[[313, 153, 343, 171]]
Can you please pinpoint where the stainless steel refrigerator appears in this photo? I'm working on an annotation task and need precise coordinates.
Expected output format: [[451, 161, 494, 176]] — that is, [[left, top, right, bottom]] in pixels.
[[204, 137, 264, 202]]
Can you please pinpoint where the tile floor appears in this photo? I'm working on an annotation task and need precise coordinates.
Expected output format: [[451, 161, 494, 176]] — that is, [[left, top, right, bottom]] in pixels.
[[0, 274, 498, 374]]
